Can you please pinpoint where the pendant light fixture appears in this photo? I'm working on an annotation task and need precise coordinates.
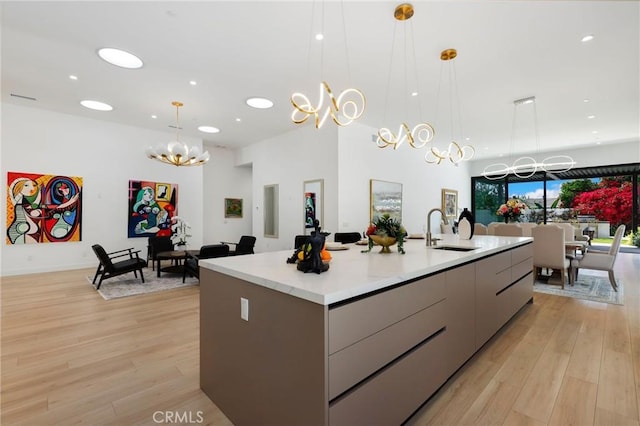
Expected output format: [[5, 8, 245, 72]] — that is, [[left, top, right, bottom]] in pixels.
[[376, 3, 435, 151], [424, 48, 475, 165], [290, 1, 366, 129], [481, 96, 575, 179], [146, 101, 210, 167]]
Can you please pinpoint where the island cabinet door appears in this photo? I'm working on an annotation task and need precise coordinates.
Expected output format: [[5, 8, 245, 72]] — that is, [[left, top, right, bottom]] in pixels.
[[475, 250, 512, 348], [444, 262, 476, 376], [327, 274, 448, 425]]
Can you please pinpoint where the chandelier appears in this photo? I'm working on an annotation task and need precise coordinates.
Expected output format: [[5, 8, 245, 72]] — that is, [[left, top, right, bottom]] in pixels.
[[481, 96, 575, 179], [425, 48, 475, 165], [290, 1, 366, 129], [146, 101, 210, 167], [376, 3, 435, 150]]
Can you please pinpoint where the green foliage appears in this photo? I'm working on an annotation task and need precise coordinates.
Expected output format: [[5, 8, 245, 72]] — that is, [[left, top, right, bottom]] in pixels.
[[632, 227, 640, 248], [559, 179, 597, 208]]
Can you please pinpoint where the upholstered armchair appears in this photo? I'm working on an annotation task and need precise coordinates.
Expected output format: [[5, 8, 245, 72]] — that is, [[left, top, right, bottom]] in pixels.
[[571, 225, 626, 291]]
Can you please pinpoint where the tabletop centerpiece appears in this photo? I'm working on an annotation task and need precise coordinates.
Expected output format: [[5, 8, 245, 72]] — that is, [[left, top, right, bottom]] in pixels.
[[496, 197, 527, 222], [170, 216, 192, 248], [362, 213, 406, 254]]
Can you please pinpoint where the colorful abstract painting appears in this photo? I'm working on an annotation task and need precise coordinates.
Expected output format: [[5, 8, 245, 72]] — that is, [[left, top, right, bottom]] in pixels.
[[6, 171, 82, 244], [128, 180, 178, 238], [305, 192, 316, 228]]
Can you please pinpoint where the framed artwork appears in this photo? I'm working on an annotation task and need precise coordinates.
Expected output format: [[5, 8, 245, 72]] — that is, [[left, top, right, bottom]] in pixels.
[[128, 180, 178, 238], [225, 198, 243, 218], [442, 188, 458, 220], [303, 179, 323, 232], [6, 171, 83, 244], [370, 179, 402, 222]]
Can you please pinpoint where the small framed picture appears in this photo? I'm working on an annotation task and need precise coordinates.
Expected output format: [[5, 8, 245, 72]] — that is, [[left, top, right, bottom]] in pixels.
[[224, 198, 243, 218], [441, 188, 458, 220]]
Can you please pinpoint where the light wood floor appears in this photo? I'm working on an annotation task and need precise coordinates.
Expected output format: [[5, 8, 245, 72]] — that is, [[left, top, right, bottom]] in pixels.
[[1, 254, 638, 425]]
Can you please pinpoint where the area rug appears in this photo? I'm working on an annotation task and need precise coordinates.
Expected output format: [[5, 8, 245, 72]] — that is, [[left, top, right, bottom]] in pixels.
[[86, 272, 198, 300], [533, 271, 623, 305]]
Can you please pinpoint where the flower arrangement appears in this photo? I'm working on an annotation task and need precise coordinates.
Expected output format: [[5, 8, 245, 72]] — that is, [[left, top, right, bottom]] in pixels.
[[363, 213, 407, 254], [170, 216, 192, 246], [496, 198, 527, 221]]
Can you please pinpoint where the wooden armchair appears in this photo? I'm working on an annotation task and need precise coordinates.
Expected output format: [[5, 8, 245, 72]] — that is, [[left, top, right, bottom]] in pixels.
[[183, 244, 230, 282], [91, 244, 147, 289], [221, 235, 256, 256]]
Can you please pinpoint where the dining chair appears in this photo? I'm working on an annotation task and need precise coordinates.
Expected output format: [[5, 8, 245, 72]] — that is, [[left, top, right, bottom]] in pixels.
[[474, 223, 488, 235], [487, 222, 501, 235], [571, 224, 626, 291], [518, 222, 537, 237], [493, 223, 523, 236], [531, 224, 572, 289]]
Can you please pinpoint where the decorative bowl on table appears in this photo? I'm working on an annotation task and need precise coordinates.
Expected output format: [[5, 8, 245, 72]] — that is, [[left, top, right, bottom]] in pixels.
[[368, 235, 397, 253]]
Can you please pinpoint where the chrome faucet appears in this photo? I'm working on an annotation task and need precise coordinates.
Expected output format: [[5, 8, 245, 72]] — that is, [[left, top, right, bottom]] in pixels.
[[426, 208, 448, 247]]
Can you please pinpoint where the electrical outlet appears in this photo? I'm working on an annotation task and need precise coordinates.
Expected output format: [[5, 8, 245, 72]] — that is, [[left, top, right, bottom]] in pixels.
[[241, 297, 249, 321]]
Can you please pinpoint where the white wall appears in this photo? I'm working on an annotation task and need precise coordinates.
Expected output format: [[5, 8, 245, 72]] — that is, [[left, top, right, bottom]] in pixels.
[[202, 146, 252, 245], [338, 122, 472, 236], [237, 121, 472, 253], [237, 125, 339, 253], [1, 104, 204, 276]]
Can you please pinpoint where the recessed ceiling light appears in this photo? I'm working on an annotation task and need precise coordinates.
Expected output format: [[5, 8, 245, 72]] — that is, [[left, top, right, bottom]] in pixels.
[[151, 115, 157, 119], [465, 137, 470, 141], [246, 97, 274, 109], [581, 34, 594, 42], [69, 75, 78, 80], [189, 80, 197, 86], [97, 47, 143, 69], [198, 125, 220, 134], [315, 33, 324, 40], [592, 130, 598, 134], [583, 99, 590, 103], [235, 118, 242, 122], [411, 92, 418, 97], [80, 100, 113, 111], [587, 115, 595, 119]]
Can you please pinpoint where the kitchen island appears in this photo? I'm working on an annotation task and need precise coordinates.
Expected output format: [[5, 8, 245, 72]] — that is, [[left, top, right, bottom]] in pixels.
[[199, 235, 533, 425]]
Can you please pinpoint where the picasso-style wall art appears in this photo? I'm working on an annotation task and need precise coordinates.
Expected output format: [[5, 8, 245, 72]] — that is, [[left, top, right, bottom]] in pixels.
[[6, 171, 82, 244], [128, 180, 178, 238]]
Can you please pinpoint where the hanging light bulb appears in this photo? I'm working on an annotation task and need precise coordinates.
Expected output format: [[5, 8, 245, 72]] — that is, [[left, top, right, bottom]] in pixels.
[[146, 101, 210, 167]]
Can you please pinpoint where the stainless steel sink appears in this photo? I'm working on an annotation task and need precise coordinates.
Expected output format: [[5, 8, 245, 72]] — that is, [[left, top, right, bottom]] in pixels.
[[432, 246, 479, 252]]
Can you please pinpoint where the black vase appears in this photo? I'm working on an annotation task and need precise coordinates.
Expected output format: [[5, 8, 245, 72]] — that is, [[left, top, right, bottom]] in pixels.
[[458, 208, 474, 239]]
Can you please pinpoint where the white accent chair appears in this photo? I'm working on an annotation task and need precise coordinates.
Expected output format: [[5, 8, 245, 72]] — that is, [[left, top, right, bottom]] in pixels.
[[474, 223, 488, 235], [532, 224, 573, 289], [493, 223, 523, 236], [571, 225, 626, 291]]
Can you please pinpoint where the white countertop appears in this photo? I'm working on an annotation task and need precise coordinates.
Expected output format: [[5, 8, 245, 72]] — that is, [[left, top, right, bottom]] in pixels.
[[200, 234, 532, 306]]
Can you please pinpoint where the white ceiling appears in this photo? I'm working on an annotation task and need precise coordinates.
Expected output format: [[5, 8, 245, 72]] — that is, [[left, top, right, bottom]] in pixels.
[[2, 1, 639, 160]]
